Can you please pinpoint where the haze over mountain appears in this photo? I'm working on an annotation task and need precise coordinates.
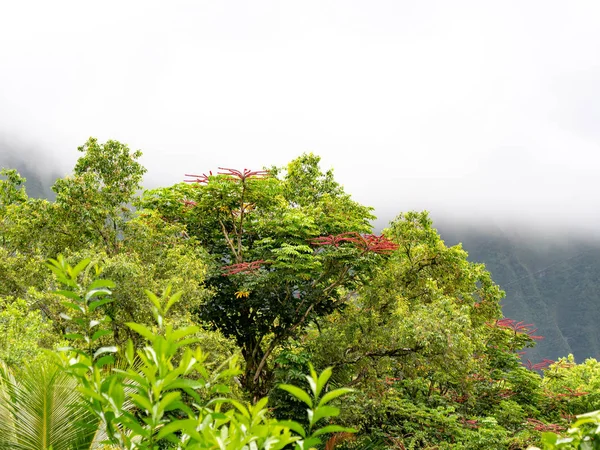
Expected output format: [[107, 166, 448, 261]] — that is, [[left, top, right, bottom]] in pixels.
[[2, 2, 600, 233]]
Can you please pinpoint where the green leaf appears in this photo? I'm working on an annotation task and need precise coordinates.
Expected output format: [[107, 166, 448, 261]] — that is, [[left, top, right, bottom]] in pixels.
[[279, 384, 313, 408], [89, 279, 116, 290], [318, 388, 353, 407], [95, 354, 115, 368], [129, 393, 153, 412], [164, 290, 183, 314], [156, 419, 198, 441], [157, 391, 181, 416], [277, 420, 306, 438], [93, 346, 118, 359], [126, 322, 156, 342], [85, 288, 112, 301], [71, 258, 92, 278], [91, 329, 112, 341], [61, 301, 85, 313], [56, 290, 82, 302], [144, 290, 162, 312], [311, 425, 357, 437], [315, 367, 332, 398], [89, 297, 114, 312], [171, 325, 201, 341], [310, 405, 339, 426]]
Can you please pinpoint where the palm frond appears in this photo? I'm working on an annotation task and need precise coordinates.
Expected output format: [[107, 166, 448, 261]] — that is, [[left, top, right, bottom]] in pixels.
[[0, 360, 98, 450]]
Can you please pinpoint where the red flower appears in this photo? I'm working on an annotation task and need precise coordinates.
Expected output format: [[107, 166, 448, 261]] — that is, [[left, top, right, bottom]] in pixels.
[[184, 171, 213, 184], [181, 199, 197, 208], [309, 232, 398, 254], [218, 167, 269, 181], [221, 260, 265, 276]]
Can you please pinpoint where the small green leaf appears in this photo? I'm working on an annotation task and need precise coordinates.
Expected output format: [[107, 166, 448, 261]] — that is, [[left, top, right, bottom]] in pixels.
[[318, 388, 353, 407], [279, 384, 313, 408], [164, 290, 183, 314], [91, 329, 112, 341], [89, 297, 114, 312], [126, 322, 156, 342], [277, 420, 306, 438], [94, 346, 118, 359], [310, 405, 339, 426], [72, 258, 92, 278], [89, 279, 116, 290], [312, 425, 357, 437], [95, 354, 115, 368], [56, 290, 81, 302], [315, 367, 332, 398]]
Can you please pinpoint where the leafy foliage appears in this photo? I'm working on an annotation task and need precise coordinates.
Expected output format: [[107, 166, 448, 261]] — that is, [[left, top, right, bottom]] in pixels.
[[49, 258, 354, 449], [142, 153, 381, 395], [2, 140, 600, 449]]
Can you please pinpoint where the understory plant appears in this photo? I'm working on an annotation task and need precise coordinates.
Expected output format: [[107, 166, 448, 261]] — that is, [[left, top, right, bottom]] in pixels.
[[49, 256, 354, 449]]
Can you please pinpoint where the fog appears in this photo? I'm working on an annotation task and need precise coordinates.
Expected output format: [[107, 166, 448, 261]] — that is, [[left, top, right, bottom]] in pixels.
[[1, 1, 599, 235]]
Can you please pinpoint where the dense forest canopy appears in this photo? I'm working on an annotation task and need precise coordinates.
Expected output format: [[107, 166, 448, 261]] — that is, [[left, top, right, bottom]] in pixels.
[[0, 138, 599, 449]]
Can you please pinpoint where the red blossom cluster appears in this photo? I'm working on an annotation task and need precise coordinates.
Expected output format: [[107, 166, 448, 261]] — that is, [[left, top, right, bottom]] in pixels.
[[184, 171, 213, 184], [221, 260, 265, 276], [309, 232, 398, 254], [217, 167, 269, 181], [545, 387, 589, 400], [451, 394, 469, 404], [181, 199, 197, 208], [524, 359, 555, 371], [460, 418, 479, 429], [498, 389, 516, 399], [184, 167, 269, 184], [491, 318, 544, 340], [526, 418, 565, 432]]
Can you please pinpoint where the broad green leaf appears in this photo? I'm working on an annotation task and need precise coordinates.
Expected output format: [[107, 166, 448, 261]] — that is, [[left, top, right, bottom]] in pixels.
[[89, 297, 114, 311], [126, 322, 156, 342], [276, 420, 306, 438], [315, 367, 332, 398], [310, 405, 339, 426], [279, 384, 313, 408], [311, 425, 357, 437], [318, 388, 353, 407], [94, 346, 118, 359]]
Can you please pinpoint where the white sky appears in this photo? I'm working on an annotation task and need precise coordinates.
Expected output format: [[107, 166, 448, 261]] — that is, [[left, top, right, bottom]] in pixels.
[[1, 1, 599, 232]]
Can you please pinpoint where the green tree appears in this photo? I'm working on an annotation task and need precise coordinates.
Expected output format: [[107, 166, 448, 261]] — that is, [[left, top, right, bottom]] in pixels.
[[51, 138, 146, 255], [141, 154, 385, 395], [300, 212, 549, 448]]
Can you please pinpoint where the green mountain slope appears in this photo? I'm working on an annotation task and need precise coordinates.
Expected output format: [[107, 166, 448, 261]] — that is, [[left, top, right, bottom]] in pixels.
[[0, 141, 58, 199], [439, 222, 600, 364]]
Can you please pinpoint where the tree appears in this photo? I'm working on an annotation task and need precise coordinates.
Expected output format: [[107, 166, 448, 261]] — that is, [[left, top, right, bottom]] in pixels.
[[51, 137, 146, 255], [0, 139, 218, 355], [141, 154, 388, 395], [299, 212, 548, 448]]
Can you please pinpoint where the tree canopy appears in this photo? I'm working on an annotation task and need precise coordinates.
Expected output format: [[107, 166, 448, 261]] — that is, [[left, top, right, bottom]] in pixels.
[[0, 139, 599, 449]]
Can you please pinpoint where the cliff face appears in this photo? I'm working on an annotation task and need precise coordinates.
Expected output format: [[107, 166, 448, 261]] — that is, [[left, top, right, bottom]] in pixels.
[[439, 223, 600, 364]]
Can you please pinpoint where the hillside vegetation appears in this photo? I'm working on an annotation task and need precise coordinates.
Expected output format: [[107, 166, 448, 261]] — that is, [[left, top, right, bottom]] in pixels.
[[1, 138, 599, 449], [440, 225, 600, 364]]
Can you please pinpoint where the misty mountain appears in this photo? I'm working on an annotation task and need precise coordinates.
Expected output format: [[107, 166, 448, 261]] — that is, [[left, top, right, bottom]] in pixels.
[[439, 222, 600, 364], [0, 139, 58, 199]]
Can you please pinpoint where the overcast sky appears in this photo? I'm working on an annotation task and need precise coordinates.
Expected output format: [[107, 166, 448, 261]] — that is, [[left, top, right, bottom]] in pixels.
[[1, 1, 599, 232]]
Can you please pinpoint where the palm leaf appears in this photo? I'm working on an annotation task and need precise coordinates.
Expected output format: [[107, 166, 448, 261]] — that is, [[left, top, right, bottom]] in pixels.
[[0, 360, 98, 450]]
